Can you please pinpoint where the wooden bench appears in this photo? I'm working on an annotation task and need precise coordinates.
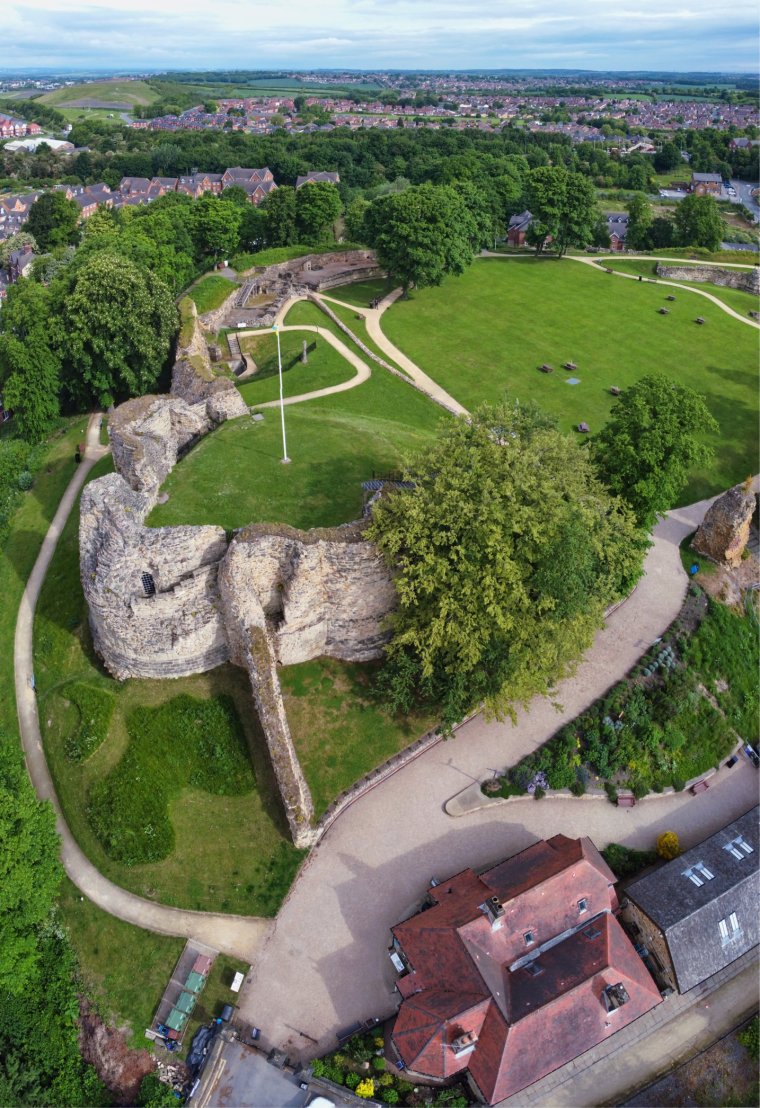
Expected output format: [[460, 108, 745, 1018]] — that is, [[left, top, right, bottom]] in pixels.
[[617, 795, 636, 808], [691, 779, 710, 795]]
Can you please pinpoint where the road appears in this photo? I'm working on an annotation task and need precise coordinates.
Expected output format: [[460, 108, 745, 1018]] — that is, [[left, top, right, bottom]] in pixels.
[[729, 178, 760, 223]]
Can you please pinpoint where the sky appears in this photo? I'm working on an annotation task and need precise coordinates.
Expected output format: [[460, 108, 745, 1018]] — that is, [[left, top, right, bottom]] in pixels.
[[2, 0, 758, 74]]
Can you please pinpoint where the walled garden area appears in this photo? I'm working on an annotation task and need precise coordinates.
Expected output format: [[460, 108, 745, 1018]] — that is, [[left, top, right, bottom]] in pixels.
[[375, 257, 759, 502], [486, 588, 759, 803]]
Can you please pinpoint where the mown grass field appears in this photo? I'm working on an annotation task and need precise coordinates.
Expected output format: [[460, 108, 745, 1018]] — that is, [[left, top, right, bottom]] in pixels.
[[189, 274, 237, 313], [380, 257, 759, 502], [598, 258, 760, 316], [281, 658, 436, 819], [150, 318, 448, 531], [237, 329, 355, 404], [285, 297, 408, 377], [34, 456, 306, 915], [38, 79, 159, 107]]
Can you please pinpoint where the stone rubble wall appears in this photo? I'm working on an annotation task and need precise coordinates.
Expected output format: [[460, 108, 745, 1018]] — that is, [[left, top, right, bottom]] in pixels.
[[654, 263, 760, 295]]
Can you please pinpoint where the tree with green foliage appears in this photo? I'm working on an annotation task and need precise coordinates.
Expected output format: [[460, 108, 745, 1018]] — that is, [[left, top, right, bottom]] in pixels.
[[654, 141, 682, 173], [0, 280, 61, 441], [0, 742, 63, 995], [25, 191, 80, 252], [192, 195, 243, 261], [592, 375, 717, 528], [0, 230, 37, 268], [295, 181, 343, 244], [263, 185, 297, 247], [137, 1073, 179, 1107], [674, 193, 724, 251], [626, 193, 653, 250], [344, 197, 371, 243], [526, 166, 598, 255], [368, 401, 646, 727], [56, 252, 177, 408], [649, 216, 675, 249], [364, 183, 477, 296]]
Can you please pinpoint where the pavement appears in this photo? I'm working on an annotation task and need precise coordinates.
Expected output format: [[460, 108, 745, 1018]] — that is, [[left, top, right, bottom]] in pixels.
[[236, 486, 760, 1062], [13, 413, 272, 963]]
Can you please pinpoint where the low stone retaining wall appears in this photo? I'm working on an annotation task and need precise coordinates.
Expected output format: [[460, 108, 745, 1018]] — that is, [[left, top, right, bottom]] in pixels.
[[444, 738, 745, 818], [654, 263, 760, 294]]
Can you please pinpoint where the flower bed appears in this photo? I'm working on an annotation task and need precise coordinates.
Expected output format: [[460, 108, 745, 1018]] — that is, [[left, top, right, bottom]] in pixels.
[[311, 1030, 471, 1106], [485, 590, 746, 801]]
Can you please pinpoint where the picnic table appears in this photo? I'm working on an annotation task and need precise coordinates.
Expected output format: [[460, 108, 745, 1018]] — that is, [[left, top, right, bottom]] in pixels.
[[539, 363, 554, 373]]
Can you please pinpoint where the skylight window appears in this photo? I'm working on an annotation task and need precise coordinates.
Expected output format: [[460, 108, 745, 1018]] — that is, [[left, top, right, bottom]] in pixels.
[[724, 836, 754, 860], [718, 913, 741, 943], [523, 931, 535, 946], [524, 961, 543, 976], [578, 898, 588, 914], [683, 862, 714, 886]]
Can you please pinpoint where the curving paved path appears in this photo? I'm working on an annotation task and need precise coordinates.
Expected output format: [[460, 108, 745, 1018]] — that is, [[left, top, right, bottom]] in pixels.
[[572, 255, 760, 329], [14, 413, 272, 962], [237, 485, 760, 1060], [234, 323, 370, 409]]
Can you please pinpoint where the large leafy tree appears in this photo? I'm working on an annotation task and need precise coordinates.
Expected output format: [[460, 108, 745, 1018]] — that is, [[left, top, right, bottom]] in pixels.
[[25, 192, 80, 252], [674, 193, 724, 251], [368, 402, 646, 726], [192, 195, 242, 262], [295, 181, 342, 244], [55, 252, 177, 408], [527, 166, 598, 256], [592, 375, 718, 528], [263, 185, 297, 246], [626, 193, 653, 250], [0, 280, 61, 441], [0, 743, 62, 995], [364, 183, 477, 295]]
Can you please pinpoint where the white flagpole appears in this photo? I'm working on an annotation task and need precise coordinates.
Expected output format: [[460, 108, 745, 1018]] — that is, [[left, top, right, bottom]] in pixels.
[[273, 323, 290, 465]]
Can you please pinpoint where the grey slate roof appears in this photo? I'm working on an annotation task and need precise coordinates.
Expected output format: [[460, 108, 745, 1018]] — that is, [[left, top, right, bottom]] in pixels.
[[626, 807, 759, 992], [692, 172, 722, 183]]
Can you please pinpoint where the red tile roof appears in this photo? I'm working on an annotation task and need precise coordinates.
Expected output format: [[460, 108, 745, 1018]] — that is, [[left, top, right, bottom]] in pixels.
[[390, 836, 660, 1102]]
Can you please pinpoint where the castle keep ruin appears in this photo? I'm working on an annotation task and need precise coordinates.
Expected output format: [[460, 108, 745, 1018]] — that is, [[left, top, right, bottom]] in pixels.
[[80, 289, 396, 847]]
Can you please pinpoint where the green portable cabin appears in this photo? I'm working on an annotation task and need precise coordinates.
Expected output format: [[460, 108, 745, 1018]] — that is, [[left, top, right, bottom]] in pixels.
[[185, 970, 206, 994], [165, 1007, 188, 1034], [175, 990, 197, 1016]]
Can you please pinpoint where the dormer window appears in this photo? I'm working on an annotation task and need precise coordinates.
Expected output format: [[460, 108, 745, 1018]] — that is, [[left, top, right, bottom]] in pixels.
[[524, 961, 543, 977], [524, 930, 535, 946], [682, 862, 714, 887]]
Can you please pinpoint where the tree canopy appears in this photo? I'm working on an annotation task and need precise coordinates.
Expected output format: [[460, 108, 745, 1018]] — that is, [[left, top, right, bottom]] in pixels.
[[526, 165, 599, 255], [364, 183, 478, 295], [56, 252, 177, 408], [295, 181, 342, 244], [368, 402, 647, 726], [25, 192, 80, 252], [674, 193, 724, 251], [592, 375, 718, 528]]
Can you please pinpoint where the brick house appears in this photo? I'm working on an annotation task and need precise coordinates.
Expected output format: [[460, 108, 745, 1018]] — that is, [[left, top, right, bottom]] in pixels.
[[507, 210, 533, 247], [607, 212, 628, 250], [388, 835, 662, 1104], [7, 243, 35, 281], [690, 172, 722, 196], [622, 807, 758, 994], [222, 166, 274, 187], [295, 171, 340, 188]]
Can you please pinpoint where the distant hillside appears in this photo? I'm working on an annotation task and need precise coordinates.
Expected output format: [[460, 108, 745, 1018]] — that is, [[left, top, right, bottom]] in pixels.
[[38, 79, 159, 108]]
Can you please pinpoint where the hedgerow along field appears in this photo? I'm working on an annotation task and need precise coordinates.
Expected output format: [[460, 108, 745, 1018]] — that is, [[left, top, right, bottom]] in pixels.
[[149, 308, 448, 531], [377, 257, 759, 502], [34, 457, 306, 915]]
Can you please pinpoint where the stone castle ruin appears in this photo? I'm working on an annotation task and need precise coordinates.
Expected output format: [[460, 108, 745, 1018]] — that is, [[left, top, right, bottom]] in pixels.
[[80, 274, 396, 848], [654, 263, 760, 296]]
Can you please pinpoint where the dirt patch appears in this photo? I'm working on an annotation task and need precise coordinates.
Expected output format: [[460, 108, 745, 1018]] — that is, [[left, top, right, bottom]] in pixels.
[[78, 998, 157, 1105], [624, 1021, 759, 1107]]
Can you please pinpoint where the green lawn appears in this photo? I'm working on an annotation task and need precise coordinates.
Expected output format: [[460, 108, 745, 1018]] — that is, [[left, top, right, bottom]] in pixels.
[[598, 259, 760, 316], [325, 278, 396, 308], [34, 457, 306, 915], [38, 79, 158, 107], [237, 329, 356, 404], [291, 297, 409, 376], [149, 343, 447, 532], [57, 876, 182, 1050], [281, 658, 436, 819], [380, 257, 759, 502], [190, 275, 237, 314]]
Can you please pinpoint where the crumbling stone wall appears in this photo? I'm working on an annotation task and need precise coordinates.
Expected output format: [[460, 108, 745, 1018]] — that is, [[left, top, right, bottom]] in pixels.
[[655, 264, 760, 295], [693, 481, 756, 566]]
